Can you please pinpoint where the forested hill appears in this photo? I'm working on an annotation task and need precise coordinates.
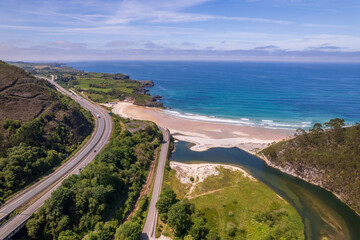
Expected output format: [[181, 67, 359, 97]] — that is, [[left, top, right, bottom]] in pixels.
[[0, 61, 93, 203], [261, 119, 360, 215]]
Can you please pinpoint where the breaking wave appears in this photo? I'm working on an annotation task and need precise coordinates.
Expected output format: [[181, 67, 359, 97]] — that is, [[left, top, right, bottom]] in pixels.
[[162, 109, 313, 130]]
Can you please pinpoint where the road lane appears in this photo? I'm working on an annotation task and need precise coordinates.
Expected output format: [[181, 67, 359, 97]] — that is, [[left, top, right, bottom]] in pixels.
[[142, 127, 170, 240], [0, 76, 113, 240]]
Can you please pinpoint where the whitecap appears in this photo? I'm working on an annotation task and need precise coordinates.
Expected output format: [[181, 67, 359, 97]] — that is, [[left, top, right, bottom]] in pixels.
[[161, 109, 309, 130]]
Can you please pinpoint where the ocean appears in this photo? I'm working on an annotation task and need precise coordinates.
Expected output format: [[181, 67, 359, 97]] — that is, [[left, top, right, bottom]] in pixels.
[[68, 61, 360, 130]]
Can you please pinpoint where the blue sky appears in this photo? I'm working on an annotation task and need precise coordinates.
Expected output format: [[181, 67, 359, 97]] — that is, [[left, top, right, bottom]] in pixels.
[[0, 0, 359, 62]]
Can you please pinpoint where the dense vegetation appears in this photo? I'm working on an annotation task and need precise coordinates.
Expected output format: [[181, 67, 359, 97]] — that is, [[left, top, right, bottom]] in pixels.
[[113, 194, 151, 240], [156, 189, 212, 240], [0, 61, 93, 203], [159, 164, 304, 239], [261, 118, 360, 215], [24, 116, 162, 239], [9, 62, 163, 107]]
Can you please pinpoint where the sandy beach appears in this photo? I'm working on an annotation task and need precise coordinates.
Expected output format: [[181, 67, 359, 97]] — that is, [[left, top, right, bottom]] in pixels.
[[108, 101, 295, 153]]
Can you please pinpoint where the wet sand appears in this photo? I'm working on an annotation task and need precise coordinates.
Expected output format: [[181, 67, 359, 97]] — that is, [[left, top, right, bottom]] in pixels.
[[108, 101, 295, 153]]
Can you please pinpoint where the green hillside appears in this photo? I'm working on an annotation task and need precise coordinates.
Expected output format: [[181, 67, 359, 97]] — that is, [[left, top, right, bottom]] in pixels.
[[0, 61, 93, 203], [24, 116, 162, 239], [261, 119, 360, 215]]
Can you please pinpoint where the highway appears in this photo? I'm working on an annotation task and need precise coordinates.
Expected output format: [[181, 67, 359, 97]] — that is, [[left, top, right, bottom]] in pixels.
[[141, 126, 170, 240], [0, 76, 113, 240]]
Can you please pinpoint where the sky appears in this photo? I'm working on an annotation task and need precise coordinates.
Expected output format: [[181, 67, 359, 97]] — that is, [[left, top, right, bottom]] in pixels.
[[0, 0, 360, 62]]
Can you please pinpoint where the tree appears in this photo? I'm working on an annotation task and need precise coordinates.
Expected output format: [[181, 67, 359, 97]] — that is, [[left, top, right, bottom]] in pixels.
[[189, 216, 209, 240], [311, 123, 323, 134], [96, 221, 118, 240], [14, 119, 44, 146], [26, 218, 42, 239], [58, 230, 80, 240], [115, 221, 142, 240], [2, 119, 21, 135], [324, 118, 345, 143], [324, 118, 345, 129], [84, 221, 118, 240], [156, 189, 178, 215], [167, 200, 193, 237]]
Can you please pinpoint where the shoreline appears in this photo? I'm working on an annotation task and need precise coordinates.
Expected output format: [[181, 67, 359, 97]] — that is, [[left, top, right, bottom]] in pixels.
[[107, 100, 360, 234], [170, 161, 256, 183], [108, 101, 295, 153], [259, 153, 360, 218]]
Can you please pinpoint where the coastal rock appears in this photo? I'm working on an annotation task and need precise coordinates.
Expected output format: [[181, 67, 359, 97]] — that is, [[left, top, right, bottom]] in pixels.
[[134, 101, 163, 108], [144, 101, 164, 108], [138, 80, 154, 87], [153, 95, 162, 100], [134, 88, 149, 95], [113, 73, 130, 80], [132, 80, 164, 107]]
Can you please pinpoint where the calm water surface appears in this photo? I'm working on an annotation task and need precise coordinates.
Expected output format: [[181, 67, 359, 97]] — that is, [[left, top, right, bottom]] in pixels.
[[172, 141, 360, 240]]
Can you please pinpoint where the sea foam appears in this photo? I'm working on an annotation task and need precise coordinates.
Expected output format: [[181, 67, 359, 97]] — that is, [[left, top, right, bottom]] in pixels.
[[162, 109, 312, 130]]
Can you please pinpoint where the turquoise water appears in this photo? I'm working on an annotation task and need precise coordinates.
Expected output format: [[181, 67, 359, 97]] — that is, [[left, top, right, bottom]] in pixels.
[[68, 61, 360, 129], [172, 141, 360, 240]]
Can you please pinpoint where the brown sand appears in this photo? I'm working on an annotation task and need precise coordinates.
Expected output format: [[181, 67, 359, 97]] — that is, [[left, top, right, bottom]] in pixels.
[[108, 102, 295, 153]]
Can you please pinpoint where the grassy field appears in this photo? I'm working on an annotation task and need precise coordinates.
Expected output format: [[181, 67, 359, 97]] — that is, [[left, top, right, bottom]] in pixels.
[[164, 165, 304, 239], [65, 72, 153, 104], [162, 168, 191, 199]]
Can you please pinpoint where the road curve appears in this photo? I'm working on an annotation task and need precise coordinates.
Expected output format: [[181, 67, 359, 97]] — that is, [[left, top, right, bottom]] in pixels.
[[0, 76, 113, 240], [141, 126, 170, 240]]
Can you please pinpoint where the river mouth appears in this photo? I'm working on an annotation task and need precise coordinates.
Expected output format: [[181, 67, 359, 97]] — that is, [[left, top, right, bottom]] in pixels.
[[171, 141, 360, 240]]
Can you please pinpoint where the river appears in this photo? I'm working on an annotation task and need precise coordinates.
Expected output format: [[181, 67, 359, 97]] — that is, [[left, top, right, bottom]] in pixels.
[[171, 141, 360, 240]]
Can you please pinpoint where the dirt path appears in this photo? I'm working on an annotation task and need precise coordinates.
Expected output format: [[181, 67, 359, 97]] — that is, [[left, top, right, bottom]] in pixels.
[[188, 188, 225, 199]]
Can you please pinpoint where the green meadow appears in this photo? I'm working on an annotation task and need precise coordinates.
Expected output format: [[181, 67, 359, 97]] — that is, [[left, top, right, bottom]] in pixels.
[[161, 165, 304, 239], [59, 72, 153, 104]]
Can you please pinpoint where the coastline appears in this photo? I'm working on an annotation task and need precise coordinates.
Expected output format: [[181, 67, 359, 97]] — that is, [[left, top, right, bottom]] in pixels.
[[106, 99, 360, 239], [259, 153, 360, 218], [107, 101, 359, 214], [108, 101, 295, 153]]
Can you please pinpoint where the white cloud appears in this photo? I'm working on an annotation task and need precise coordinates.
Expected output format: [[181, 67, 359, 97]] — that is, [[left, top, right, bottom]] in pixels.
[[0, 0, 359, 61], [105, 40, 134, 48], [1, 41, 360, 63], [43, 41, 87, 49], [301, 23, 350, 28], [104, 0, 291, 25]]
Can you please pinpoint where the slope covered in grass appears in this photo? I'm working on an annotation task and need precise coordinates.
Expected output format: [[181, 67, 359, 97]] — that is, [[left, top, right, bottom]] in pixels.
[[261, 119, 360, 215], [0, 61, 93, 203]]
